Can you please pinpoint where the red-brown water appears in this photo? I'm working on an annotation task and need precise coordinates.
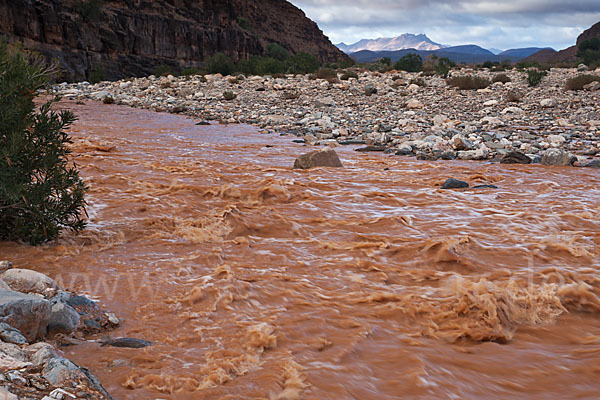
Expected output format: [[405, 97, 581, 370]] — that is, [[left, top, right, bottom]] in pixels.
[[2, 101, 600, 399]]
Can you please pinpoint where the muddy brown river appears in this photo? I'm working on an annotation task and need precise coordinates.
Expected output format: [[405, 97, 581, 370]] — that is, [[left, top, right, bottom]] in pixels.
[[2, 101, 600, 399]]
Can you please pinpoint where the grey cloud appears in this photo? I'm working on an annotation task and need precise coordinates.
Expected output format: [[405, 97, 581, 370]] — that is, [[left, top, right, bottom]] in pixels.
[[290, 0, 600, 50]]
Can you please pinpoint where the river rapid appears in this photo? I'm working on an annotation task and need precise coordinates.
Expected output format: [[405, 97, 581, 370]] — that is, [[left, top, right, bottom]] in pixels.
[[2, 101, 600, 399]]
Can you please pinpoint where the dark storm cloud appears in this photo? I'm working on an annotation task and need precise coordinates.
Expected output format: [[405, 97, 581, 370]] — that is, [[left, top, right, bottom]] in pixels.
[[289, 0, 600, 50]]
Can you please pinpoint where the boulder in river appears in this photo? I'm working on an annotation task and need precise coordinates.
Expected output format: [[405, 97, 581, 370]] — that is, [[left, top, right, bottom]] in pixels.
[[0, 290, 50, 341], [48, 298, 80, 334], [1, 269, 60, 296], [583, 159, 600, 168], [500, 151, 532, 164], [541, 148, 577, 166], [43, 357, 113, 399], [293, 148, 343, 169], [0, 322, 28, 345], [100, 337, 152, 348], [441, 178, 469, 189]]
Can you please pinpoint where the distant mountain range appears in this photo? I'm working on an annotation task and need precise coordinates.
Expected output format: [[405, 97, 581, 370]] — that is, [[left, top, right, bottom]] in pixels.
[[336, 34, 445, 53], [342, 40, 553, 64]]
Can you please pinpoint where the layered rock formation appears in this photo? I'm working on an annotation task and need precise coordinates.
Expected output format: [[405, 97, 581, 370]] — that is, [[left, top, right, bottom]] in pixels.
[[526, 21, 600, 64], [0, 0, 347, 81]]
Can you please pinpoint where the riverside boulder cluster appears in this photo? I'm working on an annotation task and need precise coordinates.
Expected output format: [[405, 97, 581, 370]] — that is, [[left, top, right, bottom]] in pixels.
[[56, 67, 600, 167], [0, 261, 115, 399]]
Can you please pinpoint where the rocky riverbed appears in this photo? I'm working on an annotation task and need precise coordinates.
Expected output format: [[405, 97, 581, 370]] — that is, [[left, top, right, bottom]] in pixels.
[[54, 66, 600, 167], [0, 261, 117, 399]]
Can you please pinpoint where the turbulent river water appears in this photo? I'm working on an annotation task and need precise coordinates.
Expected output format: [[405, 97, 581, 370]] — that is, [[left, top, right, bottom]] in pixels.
[[2, 101, 600, 399]]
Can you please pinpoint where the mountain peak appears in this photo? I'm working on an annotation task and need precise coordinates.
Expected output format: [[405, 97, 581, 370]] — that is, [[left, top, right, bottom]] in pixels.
[[337, 34, 445, 53]]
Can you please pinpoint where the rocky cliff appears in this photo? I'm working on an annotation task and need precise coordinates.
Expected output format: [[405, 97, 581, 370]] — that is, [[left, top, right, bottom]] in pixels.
[[0, 0, 348, 81], [526, 21, 600, 64]]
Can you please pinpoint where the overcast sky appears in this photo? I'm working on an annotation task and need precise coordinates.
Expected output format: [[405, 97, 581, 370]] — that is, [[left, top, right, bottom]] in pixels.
[[289, 0, 600, 51]]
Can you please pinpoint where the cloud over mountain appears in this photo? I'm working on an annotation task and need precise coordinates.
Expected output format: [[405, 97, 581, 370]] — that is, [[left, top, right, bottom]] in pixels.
[[290, 0, 600, 50]]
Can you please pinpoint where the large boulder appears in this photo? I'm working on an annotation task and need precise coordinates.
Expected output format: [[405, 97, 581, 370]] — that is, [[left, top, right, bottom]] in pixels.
[[293, 148, 343, 169], [43, 357, 113, 399], [0, 322, 28, 344], [48, 298, 80, 334], [541, 148, 577, 166], [501, 151, 532, 164], [1, 269, 60, 296], [0, 290, 51, 341]]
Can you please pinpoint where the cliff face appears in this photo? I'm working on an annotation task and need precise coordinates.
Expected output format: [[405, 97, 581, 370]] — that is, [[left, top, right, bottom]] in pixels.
[[0, 0, 348, 81], [526, 21, 600, 64]]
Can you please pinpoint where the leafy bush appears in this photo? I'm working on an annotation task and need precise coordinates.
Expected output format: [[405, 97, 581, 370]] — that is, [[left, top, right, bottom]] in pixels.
[[266, 43, 290, 62], [314, 67, 338, 83], [0, 42, 87, 244], [340, 70, 358, 80], [481, 61, 498, 69], [153, 64, 172, 77], [492, 73, 511, 83], [409, 77, 426, 87], [206, 53, 234, 76], [526, 69, 547, 86], [565, 74, 600, 90], [182, 68, 203, 76], [446, 75, 491, 90], [288, 52, 319, 74], [237, 17, 252, 32], [577, 38, 600, 67], [102, 96, 115, 104], [223, 91, 237, 101], [424, 55, 455, 77], [88, 66, 106, 84], [394, 54, 423, 72], [75, 0, 104, 21]]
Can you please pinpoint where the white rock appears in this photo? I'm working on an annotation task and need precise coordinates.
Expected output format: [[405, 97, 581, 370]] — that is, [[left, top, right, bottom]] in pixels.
[[408, 84, 420, 92], [540, 98, 556, 107], [501, 106, 523, 114], [483, 100, 498, 106], [1, 269, 60, 295], [406, 99, 423, 109], [547, 134, 566, 147]]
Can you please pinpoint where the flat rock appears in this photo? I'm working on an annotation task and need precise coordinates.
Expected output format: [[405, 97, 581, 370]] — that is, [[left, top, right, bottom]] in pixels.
[[0, 290, 50, 341], [1, 269, 60, 296], [293, 148, 343, 169], [0, 322, 28, 344], [500, 151, 532, 164], [355, 146, 386, 152], [583, 159, 600, 168], [100, 337, 152, 348], [441, 178, 469, 189]]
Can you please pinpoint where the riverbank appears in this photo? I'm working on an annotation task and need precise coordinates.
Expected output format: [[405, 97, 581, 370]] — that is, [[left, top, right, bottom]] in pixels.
[[0, 261, 115, 399], [54, 67, 600, 167]]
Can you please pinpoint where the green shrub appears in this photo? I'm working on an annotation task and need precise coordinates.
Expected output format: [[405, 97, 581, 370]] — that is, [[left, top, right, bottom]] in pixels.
[[182, 68, 203, 76], [266, 43, 290, 62], [481, 61, 498, 69], [314, 67, 338, 83], [237, 17, 252, 32], [577, 38, 600, 67], [206, 53, 234, 76], [409, 77, 426, 87], [289, 52, 319, 74], [492, 73, 511, 83], [153, 64, 172, 77], [340, 70, 358, 80], [565, 74, 600, 90], [223, 91, 237, 101], [436, 57, 455, 77], [526, 69, 547, 86], [88, 67, 106, 84], [446, 75, 490, 90], [75, 0, 104, 21], [255, 57, 287, 75], [394, 54, 423, 72], [0, 42, 87, 244]]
